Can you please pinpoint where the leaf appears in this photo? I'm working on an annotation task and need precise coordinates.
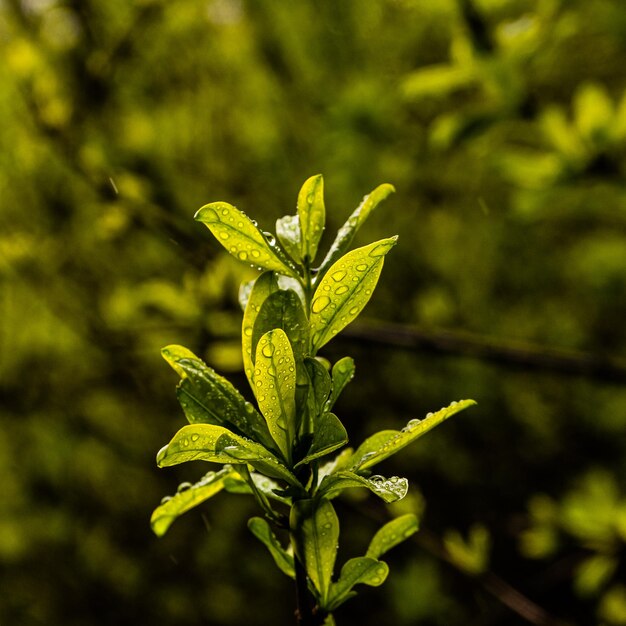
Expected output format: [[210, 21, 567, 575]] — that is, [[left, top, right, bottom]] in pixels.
[[291, 498, 339, 603], [317, 448, 354, 485], [318, 470, 408, 503], [195, 202, 298, 277], [326, 357, 355, 410], [254, 329, 297, 462], [317, 184, 395, 278], [349, 399, 476, 471], [310, 237, 397, 352], [326, 557, 389, 611], [366, 514, 419, 559], [295, 413, 348, 468], [242, 271, 279, 385], [238, 278, 255, 311], [297, 174, 325, 262], [251, 290, 309, 381], [161, 345, 276, 452], [151, 466, 235, 537], [156, 423, 301, 487], [222, 469, 290, 504], [276, 214, 302, 264], [303, 357, 332, 428], [248, 517, 295, 579]]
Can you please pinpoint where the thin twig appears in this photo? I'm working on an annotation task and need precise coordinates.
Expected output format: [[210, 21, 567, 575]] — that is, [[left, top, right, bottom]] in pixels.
[[342, 320, 626, 383]]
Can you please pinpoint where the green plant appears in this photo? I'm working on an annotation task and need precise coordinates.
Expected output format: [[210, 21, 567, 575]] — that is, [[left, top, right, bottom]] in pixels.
[[151, 175, 476, 625]]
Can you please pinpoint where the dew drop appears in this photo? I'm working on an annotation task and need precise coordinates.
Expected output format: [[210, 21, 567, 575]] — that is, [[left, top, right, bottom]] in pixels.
[[160, 496, 172, 504], [238, 251, 248, 261], [219, 231, 229, 240], [312, 296, 331, 313], [244, 326, 252, 337], [369, 242, 392, 257], [349, 306, 360, 315], [335, 285, 349, 295], [202, 207, 219, 222], [355, 263, 368, 271], [177, 482, 192, 493], [191, 434, 200, 442], [221, 208, 229, 216], [251, 249, 261, 258], [181, 438, 190, 447], [331, 270, 347, 282], [262, 343, 275, 357]]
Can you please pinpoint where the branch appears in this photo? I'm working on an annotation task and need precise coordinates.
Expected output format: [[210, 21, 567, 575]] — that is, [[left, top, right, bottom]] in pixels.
[[342, 320, 626, 383]]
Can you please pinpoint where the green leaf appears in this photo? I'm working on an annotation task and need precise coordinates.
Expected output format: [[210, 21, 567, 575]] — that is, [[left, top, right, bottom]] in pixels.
[[238, 278, 255, 311], [151, 466, 235, 537], [317, 184, 395, 278], [349, 399, 476, 471], [291, 498, 339, 603], [223, 470, 291, 505], [242, 271, 279, 385], [161, 345, 275, 452], [303, 357, 332, 428], [366, 514, 419, 559], [295, 413, 348, 468], [297, 174, 325, 262], [317, 448, 354, 485], [156, 424, 301, 486], [195, 202, 298, 277], [310, 237, 397, 352], [248, 517, 295, 579], [326, 357, 355, 410], [326, 557, 389, 611], [318, 470, 408, 503], [276, 214, 302, 264], [251, 290, 309, 381], [254, 329, 297, 462]]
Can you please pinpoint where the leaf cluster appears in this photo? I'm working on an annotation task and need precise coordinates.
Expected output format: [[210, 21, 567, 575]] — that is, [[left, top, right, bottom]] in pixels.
[[152, 176, 475, 619]]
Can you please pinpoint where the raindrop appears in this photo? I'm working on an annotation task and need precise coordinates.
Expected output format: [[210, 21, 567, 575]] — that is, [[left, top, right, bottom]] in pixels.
[[450, 400, 458, 406], [355, 263, 368, 271], [191, 434, 200, 442], [221, 208, 229, 216], [312, 296, 331, 313], [244, 327, 252, 337], [219, 231, 229, 240], [349, 306, 359, 316], [426, 412, 434, 419], [335, 285, 349, 295], [251, 249, 260, 258], [238, 251, 248, 261], [262, 343, 275, 357], [177, 482, 192, 493], [160, 496, 172, 504], [369, 475, 385, 484], [331, 270, 347, 282], [369, 242, 392, 257]]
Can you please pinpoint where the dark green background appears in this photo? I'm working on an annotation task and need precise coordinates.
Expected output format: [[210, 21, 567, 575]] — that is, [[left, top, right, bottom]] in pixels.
[[2, 1, 626, 624]]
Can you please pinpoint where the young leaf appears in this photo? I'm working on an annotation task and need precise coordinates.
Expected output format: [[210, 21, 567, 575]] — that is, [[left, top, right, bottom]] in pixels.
[[317, 183, 395, 278], [349, 399, 477, 471], [151, 466, 235, 537], [276, 214, 302, 264], [326, 357, 355, 410], [156, 423, 301, 486], [366, 514, 419, 559], [310, 237, 398, 352], [251, 290, 309, 380], [297, 174, 325, 262], [318, 470, 408, 503], [195, 202, 298, 277], [248, 517, 296, 579], [161, 345, 276, 452], [254, 329, 297, 462], [295, 413, 348, 468], [291, 498, 339, 603], [325, 557, 389, 611], [242, 271, 279, 385]]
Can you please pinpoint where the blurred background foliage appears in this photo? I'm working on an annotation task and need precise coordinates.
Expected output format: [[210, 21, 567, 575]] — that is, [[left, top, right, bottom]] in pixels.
[[1, 0, 626, 624]]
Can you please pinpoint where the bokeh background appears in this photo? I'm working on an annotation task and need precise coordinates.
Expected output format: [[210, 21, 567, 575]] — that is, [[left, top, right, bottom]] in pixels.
[[2, 0, 626, 624]]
